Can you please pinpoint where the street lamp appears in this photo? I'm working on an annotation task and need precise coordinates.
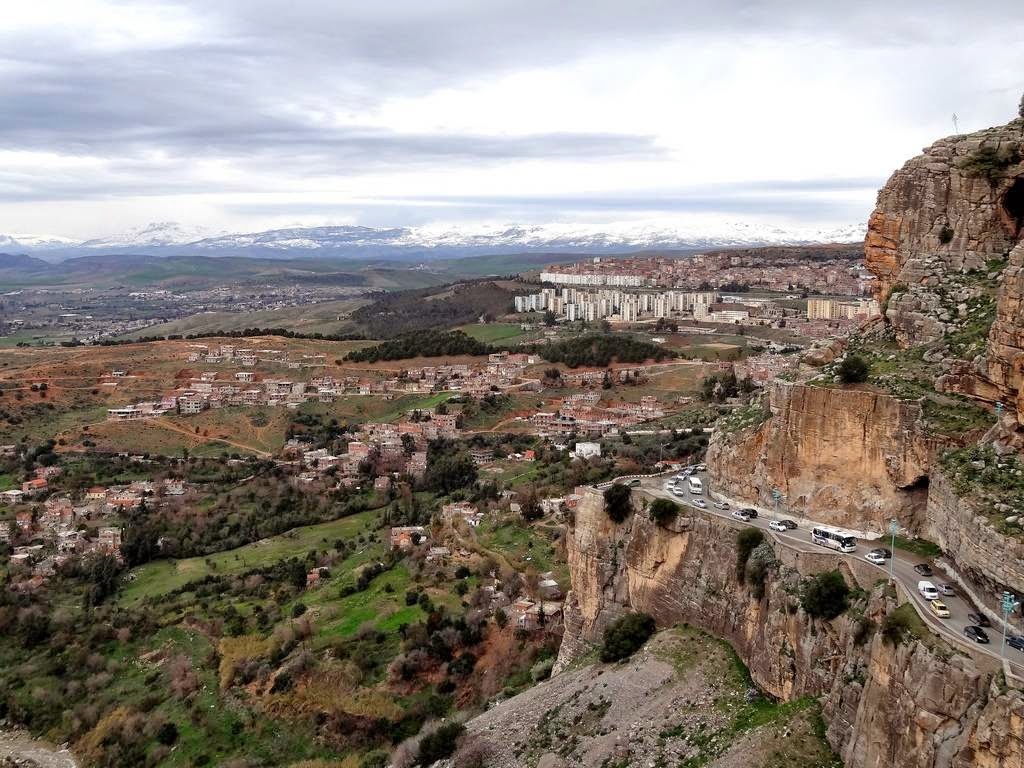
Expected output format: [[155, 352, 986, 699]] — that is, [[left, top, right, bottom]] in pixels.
[[888, 518, 898, 584], [1000, 590, 1018, 658]]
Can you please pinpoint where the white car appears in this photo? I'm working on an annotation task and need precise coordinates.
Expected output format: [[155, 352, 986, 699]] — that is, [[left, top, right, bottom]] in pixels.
[[918, 581, 940, 600], [713, 500, 729, 511], [731, 510, 751, 522], [671, 487, 687, 498], [865, 551, 887, 565], [691, 498, 707, 509], [768, 520, 788, 533], [695, 464, 707, 472]]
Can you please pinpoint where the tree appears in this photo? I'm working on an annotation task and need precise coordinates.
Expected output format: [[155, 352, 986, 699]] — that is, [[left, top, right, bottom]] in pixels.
[[543, 310, 557, 327], [519, 488, 543, 522], [836, 354, 869, 384], [600, 612, 656, 662], [735, 528, 764, 583], [648, 498, 679, 526], [800, 570, 850, 620], [603, 483, 632, 523]]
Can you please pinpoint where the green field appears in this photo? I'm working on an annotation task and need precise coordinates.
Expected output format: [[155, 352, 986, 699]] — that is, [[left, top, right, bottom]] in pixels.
[[119, 510, 381, 604]]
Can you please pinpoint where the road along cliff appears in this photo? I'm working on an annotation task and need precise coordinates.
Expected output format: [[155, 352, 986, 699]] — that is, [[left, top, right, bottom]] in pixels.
[[705, 381, 938, 533], [554, 488, 1024, 768]]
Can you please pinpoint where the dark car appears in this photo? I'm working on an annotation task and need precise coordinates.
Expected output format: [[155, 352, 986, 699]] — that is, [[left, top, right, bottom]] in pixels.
[[741, 507, 758, 519], [1008, 636, 1024, 652], [869, 548, 892, 558], [964, 626, 991, 644], [913, 564, 933, 577], [967, 612, 992, 628], [777, 519, 797, 530]]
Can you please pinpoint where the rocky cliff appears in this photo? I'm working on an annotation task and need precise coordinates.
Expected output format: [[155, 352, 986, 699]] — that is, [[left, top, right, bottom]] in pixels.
[[865, 98, 1024, 348], [705, 381, 935, 532], [864, 95, 1024, 432], [556, 489, 1024, 768]]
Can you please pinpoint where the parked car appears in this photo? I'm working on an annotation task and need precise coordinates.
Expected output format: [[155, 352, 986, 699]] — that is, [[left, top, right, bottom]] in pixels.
[[713, 500, 729, 510], [938, 584, 955, 597], [695, 464, 706, 472], [917, 581, 939, 600], [769, 520, 788, 533], [964, 626, 991, 644], [913, 564, 933, 577], [1007, 636, 1024, 652], [625, 478, 641, 487], [777, 519, 798, 530], [967, 612, 991, 628], [741, 507, 758, 519], [731, 510, 751, 522], [691, 498, 707, 509], [865, 551, 887, 566], [928, 600, 951, 618], [869, 548, 892, 558]]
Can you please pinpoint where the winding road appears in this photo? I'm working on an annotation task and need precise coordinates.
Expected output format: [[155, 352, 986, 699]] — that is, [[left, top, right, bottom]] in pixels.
[[634, 472, 1024, 676]]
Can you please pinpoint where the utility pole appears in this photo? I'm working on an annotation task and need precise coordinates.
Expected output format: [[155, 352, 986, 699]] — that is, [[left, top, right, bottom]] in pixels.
[[771, 487, 781, 522], [952, 113, 960, 135], [888, 518, 898, 584], [1001, 591, 1018, 658]]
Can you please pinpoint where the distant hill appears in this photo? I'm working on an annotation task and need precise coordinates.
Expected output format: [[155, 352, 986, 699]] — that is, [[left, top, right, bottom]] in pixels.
[[1, 220, 865, 262]]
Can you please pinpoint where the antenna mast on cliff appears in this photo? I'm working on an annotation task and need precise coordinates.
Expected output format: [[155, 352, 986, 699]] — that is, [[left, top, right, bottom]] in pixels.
[[952, 113, 960, 135]]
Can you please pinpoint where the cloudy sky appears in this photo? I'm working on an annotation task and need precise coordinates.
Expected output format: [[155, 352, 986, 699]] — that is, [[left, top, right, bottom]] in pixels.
[[1, 0, 1022, 239]]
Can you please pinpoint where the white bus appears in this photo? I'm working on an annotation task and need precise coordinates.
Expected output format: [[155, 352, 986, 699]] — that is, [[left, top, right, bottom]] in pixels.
[[811, 526, 857, 553], [687, 476, 703, 495]]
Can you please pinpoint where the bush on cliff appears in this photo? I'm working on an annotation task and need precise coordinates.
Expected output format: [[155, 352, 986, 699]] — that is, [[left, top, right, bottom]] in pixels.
[[603, 483, 633, 523], [800, 570, 850, 620], [735, 528, 764, 584], [417, 721, 466, 765], [648, 498, 679, 526], [836, 354, 869, 384], [600, 612, 657, 662]]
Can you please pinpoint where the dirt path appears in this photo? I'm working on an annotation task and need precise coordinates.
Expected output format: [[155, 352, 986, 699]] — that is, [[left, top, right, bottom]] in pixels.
[[0, 730, 77, 768], [148, 417, 272, 458]]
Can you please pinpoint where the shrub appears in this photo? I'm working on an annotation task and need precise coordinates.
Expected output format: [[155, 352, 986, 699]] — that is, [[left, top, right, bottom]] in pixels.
[[836, 354, 869, 384], [156, 721, 179, 746], [417, 722, 466, 765], [800, 571, 850, 620], [958, 144, 1022, 183], [603, 484, 633, 523], [648, 498, 679, 526], [938, 225, 954, 245], [735, 528, 764, 584], [600, 612, 656, 662]]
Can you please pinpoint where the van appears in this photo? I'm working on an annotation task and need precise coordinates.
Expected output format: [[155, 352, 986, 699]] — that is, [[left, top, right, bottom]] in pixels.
[[918, 581, 939, 600], [687, 476, 703, 495]]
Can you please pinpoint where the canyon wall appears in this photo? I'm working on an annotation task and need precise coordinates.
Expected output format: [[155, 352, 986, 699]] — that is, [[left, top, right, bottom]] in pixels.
[[705, 381, 935, 532], [986, 239, 1024, 425], [556, 489, 1024, 768]]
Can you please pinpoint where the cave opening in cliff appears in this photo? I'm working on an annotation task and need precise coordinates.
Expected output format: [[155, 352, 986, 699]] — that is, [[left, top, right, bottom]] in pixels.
[[1003, 176, 1024, 240]]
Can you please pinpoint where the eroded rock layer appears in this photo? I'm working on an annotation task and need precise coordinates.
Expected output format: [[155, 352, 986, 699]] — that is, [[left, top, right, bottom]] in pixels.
[[705, 381, 936, 532], [556, 489, 1024, 768]]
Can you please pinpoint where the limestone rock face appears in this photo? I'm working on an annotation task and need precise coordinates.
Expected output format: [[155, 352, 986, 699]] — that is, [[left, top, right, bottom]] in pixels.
[[705, 381, 937, 532], [925, 468, 1024, 594], [864, 106, 1024, 346], [557, 488, 1024, 768], [986, 240, 1024, 424]]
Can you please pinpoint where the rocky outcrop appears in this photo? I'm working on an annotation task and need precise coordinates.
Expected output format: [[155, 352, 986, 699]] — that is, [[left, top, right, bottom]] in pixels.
[[706, 381, 936, 532], [986, 240, 1024, 425], [864, 101, 1024, 347], [557, 488, 1024, 768], [925, 467, 1024, 596]]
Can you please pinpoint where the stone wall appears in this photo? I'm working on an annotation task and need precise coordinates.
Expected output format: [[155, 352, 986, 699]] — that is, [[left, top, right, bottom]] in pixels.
[[556, 488, 1024, 768], [706, 381, 935, 533]]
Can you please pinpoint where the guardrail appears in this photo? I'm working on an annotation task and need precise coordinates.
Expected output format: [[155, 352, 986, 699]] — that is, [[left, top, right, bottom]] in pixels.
[[592, 468, 676, 490]]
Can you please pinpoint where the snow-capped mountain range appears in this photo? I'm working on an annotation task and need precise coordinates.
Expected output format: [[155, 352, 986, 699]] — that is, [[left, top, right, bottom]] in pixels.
[[0, 220, 865, 261]]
